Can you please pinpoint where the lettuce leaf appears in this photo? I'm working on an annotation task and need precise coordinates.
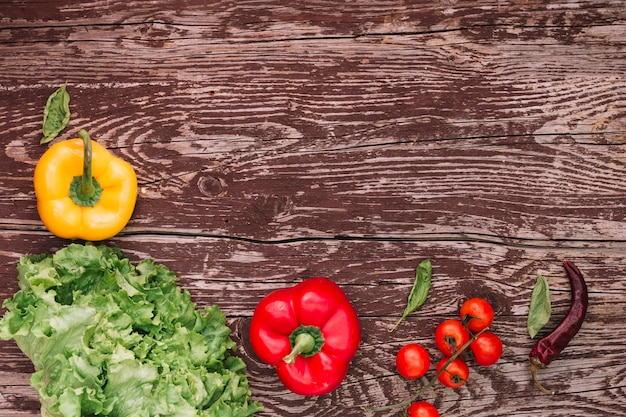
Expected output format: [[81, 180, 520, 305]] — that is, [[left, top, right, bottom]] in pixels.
[[0, 243, 262, 417]]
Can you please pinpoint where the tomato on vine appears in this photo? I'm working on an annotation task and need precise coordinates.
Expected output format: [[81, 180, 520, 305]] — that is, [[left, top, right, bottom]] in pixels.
[[460, 298, 494, 332], [396, 343, 431, 379], [407, 401, 440, 417], [436, 357, 469, 388], [434, 319, 470, 356], [470, 331, 502, 366]]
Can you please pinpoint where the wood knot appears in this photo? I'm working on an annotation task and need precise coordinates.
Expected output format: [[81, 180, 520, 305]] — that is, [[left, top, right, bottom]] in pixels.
[[197, 175, 229, 197]]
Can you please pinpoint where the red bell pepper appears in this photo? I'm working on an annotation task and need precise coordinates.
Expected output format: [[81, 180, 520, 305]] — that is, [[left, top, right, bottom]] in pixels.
[[249, 277, 361, 396]]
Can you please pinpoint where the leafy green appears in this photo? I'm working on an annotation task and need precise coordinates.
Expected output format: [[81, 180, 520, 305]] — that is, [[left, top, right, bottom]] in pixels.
[[527, 274, 551, 339], [0, 243, 262, 417], [390, 259, 432, 332], [41, 83, 71, 144]]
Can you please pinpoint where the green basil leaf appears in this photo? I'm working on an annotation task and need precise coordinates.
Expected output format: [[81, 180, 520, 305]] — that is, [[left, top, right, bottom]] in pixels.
[[41, 83, 71, 144], [527, 274, 551, 339], [389, 258, 432, 332]]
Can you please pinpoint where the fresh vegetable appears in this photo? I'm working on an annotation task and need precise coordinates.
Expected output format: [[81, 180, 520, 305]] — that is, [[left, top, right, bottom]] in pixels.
[[527, 274, 551, 339], [367, 265, 503, 415], [34, 129, 137, 241], [529, 260, 588, 395], [0, 243, 262, 417], [469, 331, 502, 366], [41, 83, 71, 144], [249, 277, 361, 396], [460, 297, 494, 332], [390, 259, 432, 332], [434, 319, 470, 356], [436, 357, 469, 388], [396, 343, 431, 379], [367, 326, 493, 414], [406, 401, 439, 417]]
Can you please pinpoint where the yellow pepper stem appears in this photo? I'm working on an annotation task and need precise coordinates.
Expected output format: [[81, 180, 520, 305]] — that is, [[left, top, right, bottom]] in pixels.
[[69, 129, 103, 207]]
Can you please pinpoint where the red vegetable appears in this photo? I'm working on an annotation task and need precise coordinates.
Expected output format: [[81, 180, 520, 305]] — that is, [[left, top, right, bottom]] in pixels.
[[436, 357, 469, 388], [434, 319, 470, 356], [460, 298, 494, 332], [529, 260, 588, 395], [470, 331, 502, 366], [407, 401, 440, 417], [396, 343, 431, 379], [249, 277, 361, 396]]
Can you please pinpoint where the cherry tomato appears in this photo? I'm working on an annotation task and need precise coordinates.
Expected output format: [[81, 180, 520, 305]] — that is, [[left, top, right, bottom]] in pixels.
[[396, 343, 431, 379], [434, 319, 470, 356], [436, 357, 469, 388], [407, 401, 440, 417], [470, 331, 503, 366], [460, 298, 494, 332]]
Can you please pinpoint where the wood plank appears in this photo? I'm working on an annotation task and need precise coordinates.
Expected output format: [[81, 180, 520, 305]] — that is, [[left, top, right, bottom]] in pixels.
[[4, 132, 626, 242], [1, 237, 625, 415]]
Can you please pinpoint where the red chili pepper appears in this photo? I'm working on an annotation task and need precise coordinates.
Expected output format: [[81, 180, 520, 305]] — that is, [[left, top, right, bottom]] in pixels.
[[529, 260, 588, 395], [249, 277, 361, 396]]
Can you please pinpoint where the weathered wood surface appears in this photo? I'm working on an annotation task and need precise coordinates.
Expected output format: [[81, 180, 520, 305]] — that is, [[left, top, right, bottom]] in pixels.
[[1, 1, 625, 416]]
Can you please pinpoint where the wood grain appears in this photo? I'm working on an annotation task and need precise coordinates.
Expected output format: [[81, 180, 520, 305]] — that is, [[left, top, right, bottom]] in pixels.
[[1, 1, 625, 416]]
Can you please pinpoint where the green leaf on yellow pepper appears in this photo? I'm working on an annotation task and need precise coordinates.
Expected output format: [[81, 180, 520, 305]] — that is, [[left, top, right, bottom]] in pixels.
[[41, 82, 71, 144]]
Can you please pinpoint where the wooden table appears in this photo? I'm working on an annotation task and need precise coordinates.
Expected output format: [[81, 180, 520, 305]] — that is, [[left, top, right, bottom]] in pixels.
[[1, 1, 625, 416]]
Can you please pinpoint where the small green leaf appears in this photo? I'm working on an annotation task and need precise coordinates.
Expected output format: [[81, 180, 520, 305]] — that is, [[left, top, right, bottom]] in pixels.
[[41, 83, 71, 144], [527, 274, 551, 339], [389, 258, 432, 332]]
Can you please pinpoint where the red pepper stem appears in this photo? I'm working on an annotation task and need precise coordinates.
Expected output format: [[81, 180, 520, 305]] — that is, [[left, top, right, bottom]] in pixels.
[[69, 129, 103, 207], [529, 357, 555, 395], [365, 327, 490, 413], [283, 325, 325, 365], [283, 333, 316, 365]]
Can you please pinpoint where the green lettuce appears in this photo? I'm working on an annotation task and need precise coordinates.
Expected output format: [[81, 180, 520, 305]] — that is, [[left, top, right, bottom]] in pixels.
[[0, 243, 262, 417]]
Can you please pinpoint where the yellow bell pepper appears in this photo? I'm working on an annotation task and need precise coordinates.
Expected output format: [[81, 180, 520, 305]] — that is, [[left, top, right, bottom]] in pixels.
[[34, 129, 137, 241]]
